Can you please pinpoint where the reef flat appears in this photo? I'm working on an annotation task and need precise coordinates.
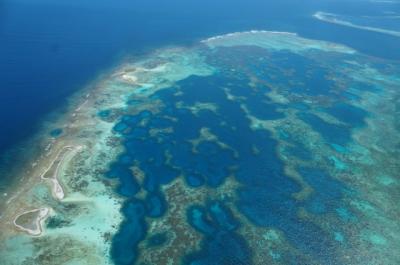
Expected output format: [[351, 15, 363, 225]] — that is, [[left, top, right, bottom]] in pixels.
[[314, 11, 400, 38], [0, 31, 399, 265]]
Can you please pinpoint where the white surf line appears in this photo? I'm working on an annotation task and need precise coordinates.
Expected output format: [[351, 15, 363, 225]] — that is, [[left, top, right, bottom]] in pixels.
[[314, 11, 400, 38], [13, 207, 50, 236], [72, 94, 90, 117], [370, 0, 399, 3], [6, 193, 20, 205], [201, 30, 297, 43], [362, 15, 400, 19], [75, 99, 89, 112], [40, 145, 84, 200], [121, 73, 138, 83]]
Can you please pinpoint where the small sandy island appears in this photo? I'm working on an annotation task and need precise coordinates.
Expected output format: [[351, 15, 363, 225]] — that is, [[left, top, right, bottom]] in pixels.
[[13, 208, 50, 236]]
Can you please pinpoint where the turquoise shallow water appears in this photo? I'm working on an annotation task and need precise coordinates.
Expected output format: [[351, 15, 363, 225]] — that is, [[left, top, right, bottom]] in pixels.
[[95, 33, 399, 264]]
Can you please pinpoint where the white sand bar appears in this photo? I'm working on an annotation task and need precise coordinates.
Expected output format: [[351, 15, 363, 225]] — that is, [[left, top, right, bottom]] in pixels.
[[40, 145, 84, 200]]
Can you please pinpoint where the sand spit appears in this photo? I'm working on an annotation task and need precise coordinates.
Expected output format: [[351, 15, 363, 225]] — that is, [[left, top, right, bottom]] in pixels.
[[13, 208, 50, 236], [40, 145, 84, 200]]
